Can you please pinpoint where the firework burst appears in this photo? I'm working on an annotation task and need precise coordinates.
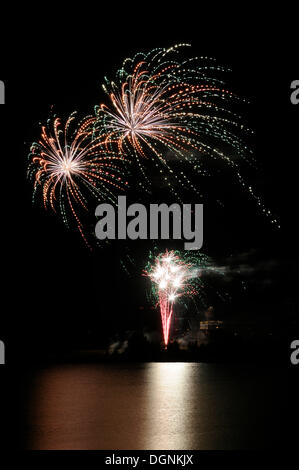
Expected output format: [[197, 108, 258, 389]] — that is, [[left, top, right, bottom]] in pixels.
[[145, 250, 210, 346], [28, 112, 128, 246], [95, 46, 247, 191], [95, 44, 278, 225]]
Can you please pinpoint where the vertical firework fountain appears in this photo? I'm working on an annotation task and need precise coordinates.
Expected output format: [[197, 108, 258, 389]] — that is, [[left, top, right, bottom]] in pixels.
[[147, 251, 200, 347]]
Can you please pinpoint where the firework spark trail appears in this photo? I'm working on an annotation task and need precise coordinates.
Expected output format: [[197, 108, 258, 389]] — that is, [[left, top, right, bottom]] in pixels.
[[28, 112, 128, 246], [95, 44, 245, 196], [95, 44, 279, 225], [146, 250, 210, 346]]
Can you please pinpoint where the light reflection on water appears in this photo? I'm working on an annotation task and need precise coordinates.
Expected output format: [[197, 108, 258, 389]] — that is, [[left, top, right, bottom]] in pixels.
[[144, 363, 191, 449], [25, 362, 285, 449]]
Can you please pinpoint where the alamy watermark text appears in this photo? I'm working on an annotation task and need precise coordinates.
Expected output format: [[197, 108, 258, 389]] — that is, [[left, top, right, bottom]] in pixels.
[[95, 197, 203, 250]]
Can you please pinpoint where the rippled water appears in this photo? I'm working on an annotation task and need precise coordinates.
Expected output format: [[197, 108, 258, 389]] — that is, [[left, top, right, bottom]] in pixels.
[[24, 362, 291, 449]]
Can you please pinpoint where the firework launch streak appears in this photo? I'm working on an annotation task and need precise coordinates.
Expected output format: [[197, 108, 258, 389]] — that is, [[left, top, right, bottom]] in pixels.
[[145, 250, 211, 346], [95, 196, 203, 250]]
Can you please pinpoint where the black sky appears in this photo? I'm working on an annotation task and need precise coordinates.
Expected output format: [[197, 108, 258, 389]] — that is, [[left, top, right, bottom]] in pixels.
[[1, 16, 298, 359]]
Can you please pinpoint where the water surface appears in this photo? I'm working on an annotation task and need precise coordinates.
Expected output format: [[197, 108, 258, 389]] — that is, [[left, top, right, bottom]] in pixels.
[[24, 362, 290, 449]]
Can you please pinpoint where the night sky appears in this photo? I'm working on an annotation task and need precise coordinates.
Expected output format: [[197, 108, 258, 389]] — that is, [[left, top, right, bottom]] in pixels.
[[1, 20, 298, 361]]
